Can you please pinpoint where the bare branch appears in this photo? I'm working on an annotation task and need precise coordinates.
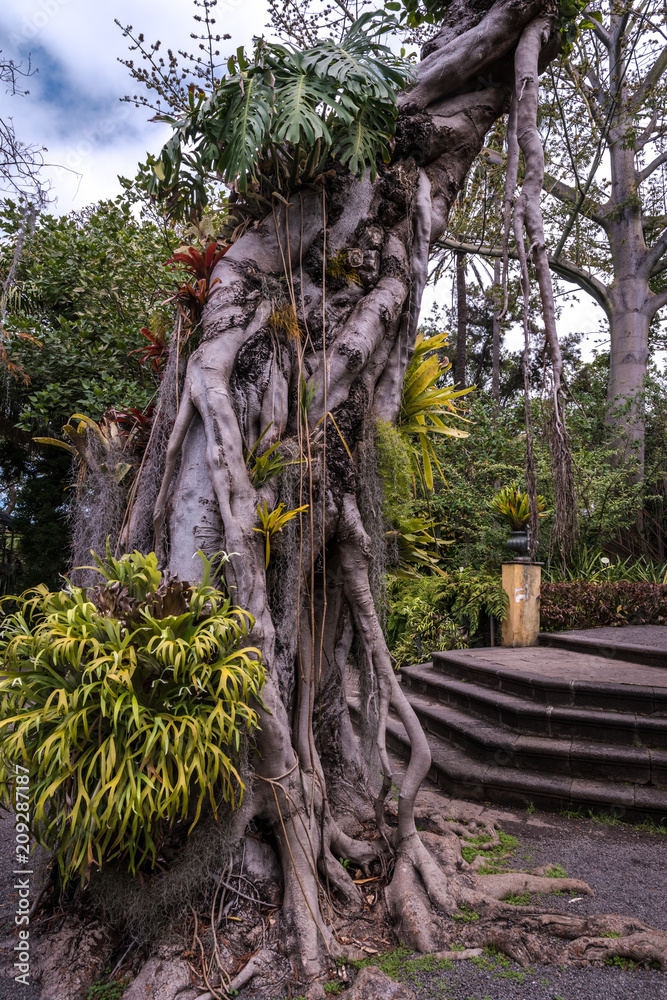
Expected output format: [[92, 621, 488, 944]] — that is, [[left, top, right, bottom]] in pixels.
[[638, 150, 667, 184], [436, 235, 612, 315], [646, 286, 667, 318], [591, 21, 612, 48], [544, 172, 607, 226], [331, 0, 355, 22], [0, 53, 37, 97], [630, 40, 667, 111], [482, 148, 608, 230], [650, 256, 667, 278], [642, 226, 667, 277], [611, 6, 630, 50], [635, 107, 659, 150]]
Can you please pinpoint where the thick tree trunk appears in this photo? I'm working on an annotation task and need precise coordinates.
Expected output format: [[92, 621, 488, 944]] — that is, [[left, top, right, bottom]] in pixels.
[[604, 128, 651, 475], [90, 0, 667, 992]]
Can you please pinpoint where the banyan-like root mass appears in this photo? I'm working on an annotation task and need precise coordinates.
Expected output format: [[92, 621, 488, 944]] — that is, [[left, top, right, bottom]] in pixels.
[[46, 0, 665, 997], [106, 791, 666, 1000]]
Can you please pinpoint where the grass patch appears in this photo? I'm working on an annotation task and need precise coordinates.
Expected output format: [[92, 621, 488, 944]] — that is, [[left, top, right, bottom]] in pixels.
[[469, 949, 529, 983], [601, 931, 622, 938], [560, 806, 667, 833], [86, 977, 133, 1000], [323, 982, 345, 995], [453, 904, 481, 922], [505, 890, 531, 905], [604, 955, 637, 970], [634, 815, 667, 835], [471, 955, 495, 972], [350, 947, 454, 982], [461, 830, 519, 866], [545, 864, 568, 878], [463, 832, 493, 845], [484, 946, 511, 969], [496, 969, 526, 981]]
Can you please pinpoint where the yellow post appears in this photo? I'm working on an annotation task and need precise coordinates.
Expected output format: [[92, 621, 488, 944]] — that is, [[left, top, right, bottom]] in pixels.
[[501, 561, 542, 647]]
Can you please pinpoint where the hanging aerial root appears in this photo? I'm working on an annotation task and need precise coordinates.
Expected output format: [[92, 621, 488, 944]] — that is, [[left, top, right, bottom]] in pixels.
[[512, 13, 578, 557]]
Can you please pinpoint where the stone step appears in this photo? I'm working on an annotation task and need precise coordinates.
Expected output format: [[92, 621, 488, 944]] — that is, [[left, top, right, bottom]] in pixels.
[[400, 662, 667, 747], [371, 704, 667, 820], [428, 647, 667, 716], [399, 685, 667, 786], [539, 628, 667, 670]]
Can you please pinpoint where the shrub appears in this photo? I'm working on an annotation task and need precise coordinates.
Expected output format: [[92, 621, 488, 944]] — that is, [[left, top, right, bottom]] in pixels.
[[387, 571, 508, 666], [540, 580, 667, 631], [0, 547, 264, 884]]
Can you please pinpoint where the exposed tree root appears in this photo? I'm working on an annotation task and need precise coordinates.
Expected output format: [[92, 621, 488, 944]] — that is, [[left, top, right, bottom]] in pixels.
[[43, 1, 665, 998]]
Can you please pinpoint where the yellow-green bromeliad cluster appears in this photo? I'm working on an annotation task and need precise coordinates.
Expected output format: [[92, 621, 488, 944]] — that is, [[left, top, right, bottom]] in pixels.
[[0, 545, 264, 884]]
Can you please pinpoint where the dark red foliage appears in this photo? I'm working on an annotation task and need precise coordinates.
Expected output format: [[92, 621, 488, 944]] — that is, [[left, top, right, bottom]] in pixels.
[[164, 241, 228, 310], [107, 405, 156, 453], [164, 241, 228, 281], [130, 328, 170, 373], [541, 581, 667, 631]]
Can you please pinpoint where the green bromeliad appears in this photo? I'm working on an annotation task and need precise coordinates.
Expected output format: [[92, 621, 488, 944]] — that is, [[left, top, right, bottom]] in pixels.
[[0, 546, 264, 883]]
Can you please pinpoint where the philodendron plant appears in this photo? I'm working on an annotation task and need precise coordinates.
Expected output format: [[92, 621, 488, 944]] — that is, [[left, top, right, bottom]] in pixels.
[[488, 483, 547, 532]]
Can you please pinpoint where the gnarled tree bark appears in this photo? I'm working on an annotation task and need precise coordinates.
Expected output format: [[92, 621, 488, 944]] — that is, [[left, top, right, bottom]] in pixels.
[[102, 0, 667, 992]]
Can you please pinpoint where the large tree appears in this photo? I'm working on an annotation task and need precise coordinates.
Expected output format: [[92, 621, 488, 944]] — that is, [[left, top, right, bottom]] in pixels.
[[28, 0, 667, 995], [439, 0, 667, 476]]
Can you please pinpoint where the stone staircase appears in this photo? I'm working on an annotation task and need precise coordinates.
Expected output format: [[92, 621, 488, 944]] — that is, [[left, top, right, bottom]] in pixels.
[[377, 631, 667, 819]]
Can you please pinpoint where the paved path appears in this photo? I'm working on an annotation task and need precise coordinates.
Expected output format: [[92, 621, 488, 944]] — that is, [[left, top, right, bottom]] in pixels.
[[560, 624, 667, 650], [445, 646, 667, 687]]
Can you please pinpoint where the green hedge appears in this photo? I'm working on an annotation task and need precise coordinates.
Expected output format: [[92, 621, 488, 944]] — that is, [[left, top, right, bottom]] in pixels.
[[540, 581, 667, 631]]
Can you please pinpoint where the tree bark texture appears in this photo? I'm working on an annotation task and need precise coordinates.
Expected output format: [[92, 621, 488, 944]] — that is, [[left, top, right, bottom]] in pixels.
[[115, 0, 667, 988], [541, 5, 667, 475]]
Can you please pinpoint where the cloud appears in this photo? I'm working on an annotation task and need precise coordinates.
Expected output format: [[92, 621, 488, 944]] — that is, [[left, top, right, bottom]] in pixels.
[[0, 0, 269, 213]]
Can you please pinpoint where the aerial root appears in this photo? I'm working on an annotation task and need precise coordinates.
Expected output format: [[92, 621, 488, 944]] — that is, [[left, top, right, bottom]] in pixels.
[[330, 825, 382, 871], [386, 833, 460, 952]]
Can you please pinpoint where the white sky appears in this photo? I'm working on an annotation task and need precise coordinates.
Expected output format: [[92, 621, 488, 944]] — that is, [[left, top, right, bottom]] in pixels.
[[0, 0, 637, 364]]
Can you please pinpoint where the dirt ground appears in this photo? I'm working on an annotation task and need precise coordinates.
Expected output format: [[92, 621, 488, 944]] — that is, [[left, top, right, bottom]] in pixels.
[[0, 781, 665, 999]]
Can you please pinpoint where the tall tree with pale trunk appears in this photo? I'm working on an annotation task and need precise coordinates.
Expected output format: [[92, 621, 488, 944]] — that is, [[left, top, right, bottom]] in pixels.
[[439, 0, 667, 478], [27, 1, 667, 995]]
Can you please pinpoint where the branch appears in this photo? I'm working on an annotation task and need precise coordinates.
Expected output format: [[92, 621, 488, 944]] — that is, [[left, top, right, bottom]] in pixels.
[[400, 0, 544, 109], [635, 108, 659, 151], [642, 227, 667, 277], [638, 150, 667, 184], [482, 148, 607, 227], [630, 41, 667, 112], [543, 172, 607, 226], [564, 60, 608, 127], [591, 20, 612, 48], [331, 0, 355, 22], [650, 256, 667, 278], [436, 236, 612, 315], [647, 286, 667, 318], [611, 6, 630, 52]]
